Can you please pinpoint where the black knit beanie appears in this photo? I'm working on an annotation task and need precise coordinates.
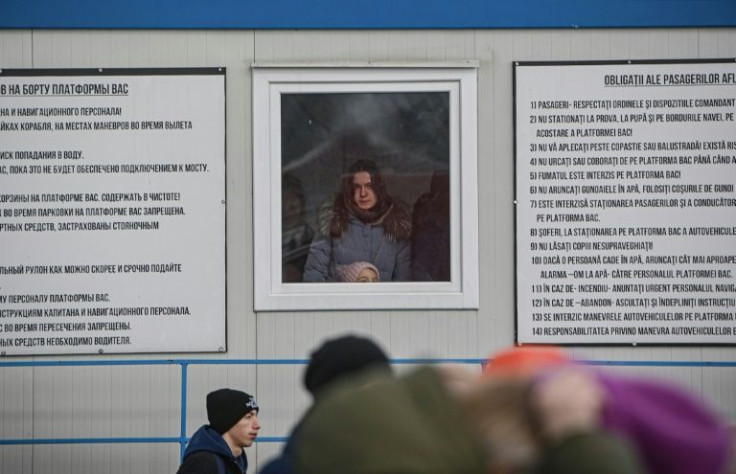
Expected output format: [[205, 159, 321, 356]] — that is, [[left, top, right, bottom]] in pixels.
[[206, 388, 259, 434], [303, 335, 391, 398]]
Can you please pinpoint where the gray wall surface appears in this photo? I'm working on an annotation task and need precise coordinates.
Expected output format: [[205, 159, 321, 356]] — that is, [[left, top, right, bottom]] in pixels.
[[1, 28, 735, 473]]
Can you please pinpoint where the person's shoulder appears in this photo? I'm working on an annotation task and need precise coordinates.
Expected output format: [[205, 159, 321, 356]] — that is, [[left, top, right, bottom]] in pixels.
[[383, 200, 412, 240], [316, 193, 344, 236], [177, 450, 219, 474], [538, 431, 646, 474]]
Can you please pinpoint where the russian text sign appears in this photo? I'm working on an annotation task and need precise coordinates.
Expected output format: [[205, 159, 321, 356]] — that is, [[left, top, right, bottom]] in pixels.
[[0, 68, 226, 355]]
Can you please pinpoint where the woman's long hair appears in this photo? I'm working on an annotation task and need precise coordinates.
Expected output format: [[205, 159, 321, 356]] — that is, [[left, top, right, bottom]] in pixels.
[[329, 159, 410, 241]]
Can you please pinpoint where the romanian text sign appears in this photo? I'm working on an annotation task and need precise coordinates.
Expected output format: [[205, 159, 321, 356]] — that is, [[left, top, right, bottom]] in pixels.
[[515, 60, 736, 344], [0, 68, 226, 355]]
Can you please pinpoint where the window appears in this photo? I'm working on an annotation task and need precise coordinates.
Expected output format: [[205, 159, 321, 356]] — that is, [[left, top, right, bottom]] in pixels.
[[253, 64, 478, 310]]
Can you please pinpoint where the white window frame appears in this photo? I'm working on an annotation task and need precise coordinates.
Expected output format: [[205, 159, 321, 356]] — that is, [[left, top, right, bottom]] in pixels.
[[252, 64, 478, 311]]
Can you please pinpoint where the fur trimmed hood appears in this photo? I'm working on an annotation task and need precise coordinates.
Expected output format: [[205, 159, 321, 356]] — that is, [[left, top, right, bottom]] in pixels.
[[317, 195, 411, 242]]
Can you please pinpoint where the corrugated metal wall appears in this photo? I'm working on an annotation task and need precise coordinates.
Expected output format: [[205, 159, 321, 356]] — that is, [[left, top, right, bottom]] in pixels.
[[1, 28, 735, 473]]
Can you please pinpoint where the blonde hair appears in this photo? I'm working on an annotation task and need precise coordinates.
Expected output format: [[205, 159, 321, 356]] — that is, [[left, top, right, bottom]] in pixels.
[[459, 376, 542, 472]]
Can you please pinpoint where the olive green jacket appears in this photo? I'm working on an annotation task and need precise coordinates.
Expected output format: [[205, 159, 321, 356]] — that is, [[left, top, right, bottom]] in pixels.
[[294, 367, 646, 474], [295, 367, 487, 473]]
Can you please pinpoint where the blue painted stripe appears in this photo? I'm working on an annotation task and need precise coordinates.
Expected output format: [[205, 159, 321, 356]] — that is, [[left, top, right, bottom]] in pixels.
[[179, 363, 189, 460], [0, 0, 734, 29], [253, 437, 289, 443], [0, 437, 180, 445], [1, 358, 735, 368], [0, 436, 289, 445]]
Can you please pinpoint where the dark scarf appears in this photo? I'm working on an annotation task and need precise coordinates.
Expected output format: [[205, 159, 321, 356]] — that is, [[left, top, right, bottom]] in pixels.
[[324, 193, 411, 242]]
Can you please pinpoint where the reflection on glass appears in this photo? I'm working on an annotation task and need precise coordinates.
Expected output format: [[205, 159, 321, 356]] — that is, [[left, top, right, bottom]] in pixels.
[[282, 173, 314, 282], [280, 92, 450, 283]]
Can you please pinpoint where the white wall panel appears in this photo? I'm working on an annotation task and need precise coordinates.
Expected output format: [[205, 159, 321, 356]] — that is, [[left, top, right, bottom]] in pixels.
[[0, 30, 33, 67], [0, 27, 734, 473]]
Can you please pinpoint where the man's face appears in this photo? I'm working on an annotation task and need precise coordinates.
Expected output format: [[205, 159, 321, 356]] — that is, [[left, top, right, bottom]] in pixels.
[[227, 410, 261, 448], [352, 171, 377, 210]]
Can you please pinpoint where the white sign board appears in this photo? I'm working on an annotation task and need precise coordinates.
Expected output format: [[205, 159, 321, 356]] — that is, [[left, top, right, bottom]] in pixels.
[[0, 68, 226, 355], [515, 60, 736, 344]]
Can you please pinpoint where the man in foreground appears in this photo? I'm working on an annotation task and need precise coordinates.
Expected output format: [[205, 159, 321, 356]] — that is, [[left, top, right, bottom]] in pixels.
[[178, 388, 261, 474], [259, 334, 392, 474]]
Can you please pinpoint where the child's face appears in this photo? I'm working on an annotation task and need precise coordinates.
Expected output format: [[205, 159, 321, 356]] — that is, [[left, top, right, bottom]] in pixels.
[[356, 267, 379, 282]]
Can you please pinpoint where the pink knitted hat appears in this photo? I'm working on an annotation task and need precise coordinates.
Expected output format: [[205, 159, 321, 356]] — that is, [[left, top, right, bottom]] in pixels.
[[336, 261, 380, 282]]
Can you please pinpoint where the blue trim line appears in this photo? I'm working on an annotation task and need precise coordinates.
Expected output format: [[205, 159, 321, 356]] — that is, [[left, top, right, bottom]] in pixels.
[[0, 0, 735, 29], [1, 358, 735, 368], [180, 362, 189, 460], [0, 436, 289, 446], [0, 437, 180, 445], [253, 437, 289, 443]]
